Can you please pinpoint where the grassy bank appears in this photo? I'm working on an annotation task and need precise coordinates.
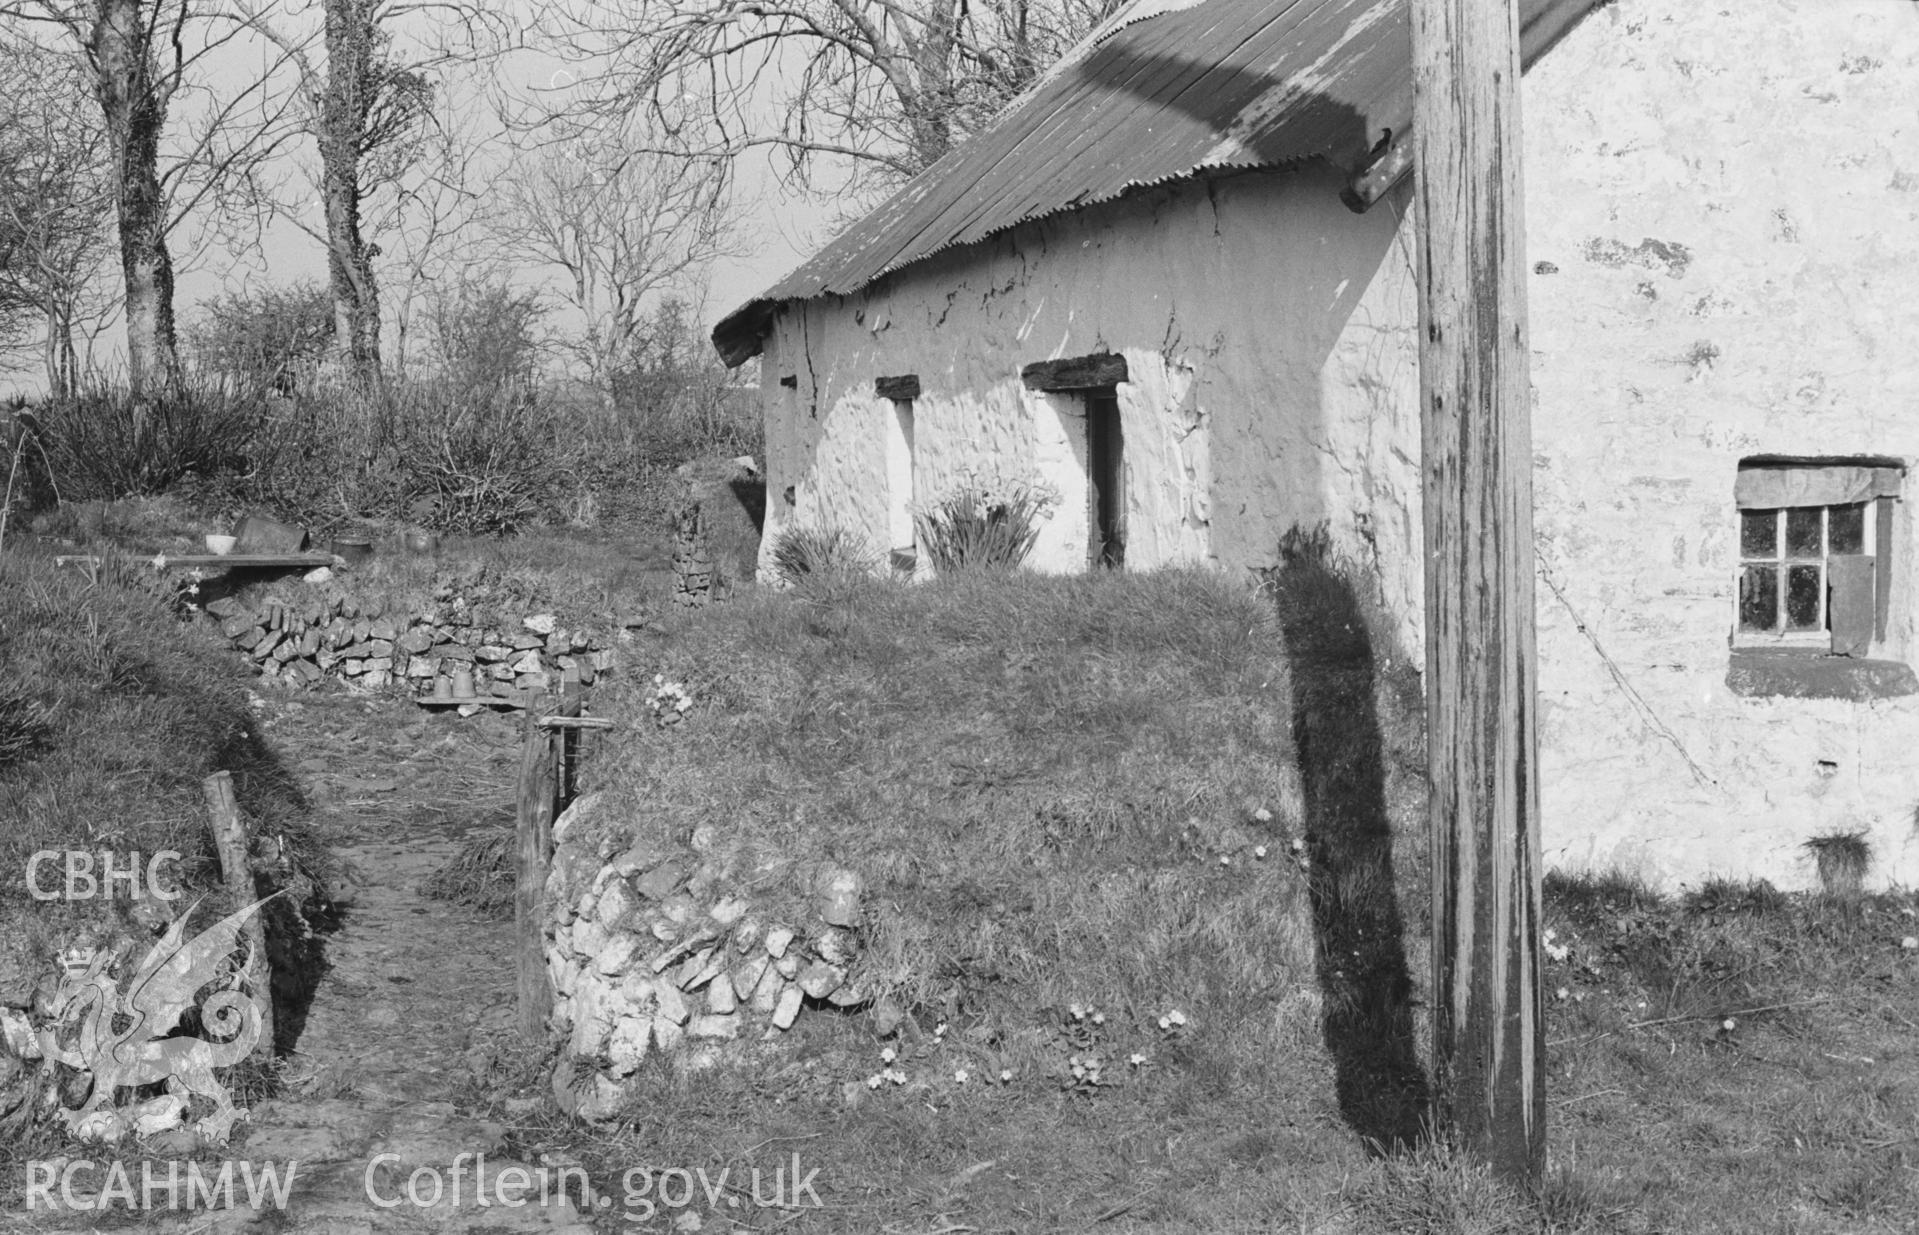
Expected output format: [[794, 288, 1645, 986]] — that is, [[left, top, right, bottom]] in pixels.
[[0, 544, 308, 926], [438, 557, 1919, 1233], [0, 542, 323, 1167], [459, 555, 1464, 1230]]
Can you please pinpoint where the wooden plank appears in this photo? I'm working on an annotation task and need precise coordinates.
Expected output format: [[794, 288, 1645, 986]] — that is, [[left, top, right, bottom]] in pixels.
[[1412, 0, 1545, 1190], [874, 374, 921, 401], [1020, 352, 1129, 392], [515, 694, 558, 1042], [56, 553, 338, 569], [201, 771, 275, 1063], [537, 715, 613, 730]]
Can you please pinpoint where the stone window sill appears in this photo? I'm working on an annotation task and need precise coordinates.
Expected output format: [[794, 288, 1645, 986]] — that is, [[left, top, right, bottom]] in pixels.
[[1726, 648, 1919, 701]]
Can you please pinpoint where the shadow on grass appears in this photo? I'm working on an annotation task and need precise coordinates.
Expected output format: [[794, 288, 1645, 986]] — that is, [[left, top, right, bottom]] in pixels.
[[1264, 530, 1429, 1152], [213, 715, 337, 1060]]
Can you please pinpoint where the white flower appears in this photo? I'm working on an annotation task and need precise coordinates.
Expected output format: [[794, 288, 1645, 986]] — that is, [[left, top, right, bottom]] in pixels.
[[1253, 807, 1273, 823], [1128, 1052, 1147, 1067], [1901, 935, 1919, 950], [953, 1069, 968, 1084], [1157, 1016, 1170, 1031], [866, 1074, 883, 1090], [880, 1047, 896, 1064], [1254, 845, 1268, 859], [1218, 855, 1231, 867], [935, 1022, 948, 1037], [1167, 1009, 1187, 1026], [999, 1069, 1013, 1083], [1721, 1018, 1737, 1032], [1068, 1004, 1085, 1021], [1091, 1011, 1104, 1026], [1290, 838, 1305, 853]]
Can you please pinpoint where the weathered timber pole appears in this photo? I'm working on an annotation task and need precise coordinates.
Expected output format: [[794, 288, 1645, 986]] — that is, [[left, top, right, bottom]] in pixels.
[[516, 697, 559, 1042], [202, 771, 276, 1062], [1410, 0, 1545, 1189]]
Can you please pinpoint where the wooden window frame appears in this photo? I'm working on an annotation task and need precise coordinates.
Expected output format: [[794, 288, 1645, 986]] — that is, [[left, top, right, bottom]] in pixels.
[[1735, 502, 1875, 648]]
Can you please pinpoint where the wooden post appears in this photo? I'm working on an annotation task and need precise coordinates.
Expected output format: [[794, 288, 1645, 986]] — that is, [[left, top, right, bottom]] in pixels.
[[559, 667, 584, 805], [1411, 0, 1545, 1188], [516, 691, 560, 1042], [201, 771, 275, 1062]]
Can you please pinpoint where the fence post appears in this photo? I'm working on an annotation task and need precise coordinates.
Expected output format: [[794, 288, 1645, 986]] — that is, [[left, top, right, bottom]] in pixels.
[[201, 771, 275, 1062], [516, 690, 559, 1042]]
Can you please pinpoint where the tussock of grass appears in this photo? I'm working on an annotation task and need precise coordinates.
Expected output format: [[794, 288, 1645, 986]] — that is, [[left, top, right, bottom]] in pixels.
[[1355, 1137, 1535, 1234], [768, 525, 882, 586], [1804, 828, 1872, 898]]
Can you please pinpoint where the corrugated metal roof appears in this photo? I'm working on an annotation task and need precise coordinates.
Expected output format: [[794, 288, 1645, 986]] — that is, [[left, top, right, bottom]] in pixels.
[[715, 0, 1602, 364]]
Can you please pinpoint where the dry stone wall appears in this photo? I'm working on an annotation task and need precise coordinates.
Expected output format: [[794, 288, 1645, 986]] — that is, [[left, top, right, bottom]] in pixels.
[[202, 593, 621, 695], [542, 794, 869, 1122]]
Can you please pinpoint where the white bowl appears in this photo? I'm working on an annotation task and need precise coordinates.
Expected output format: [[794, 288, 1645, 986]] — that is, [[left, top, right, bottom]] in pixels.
[[205, 534, 237, 555]]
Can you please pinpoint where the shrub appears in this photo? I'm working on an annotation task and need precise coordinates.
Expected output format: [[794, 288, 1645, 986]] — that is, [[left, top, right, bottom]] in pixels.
[[914, 474, 1055, 573], [425, 275, 547, 405], [184, 281, 335, 394]]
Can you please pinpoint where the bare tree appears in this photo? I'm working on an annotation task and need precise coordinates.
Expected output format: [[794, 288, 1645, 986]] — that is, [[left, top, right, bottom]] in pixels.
[[0, 35, 113, 393], [536, 0, 1124, 198], [237, 0, 506, 386], [0, 1, 305, 392], [497, 120, 734, 407], [375, 87, 493, 376]]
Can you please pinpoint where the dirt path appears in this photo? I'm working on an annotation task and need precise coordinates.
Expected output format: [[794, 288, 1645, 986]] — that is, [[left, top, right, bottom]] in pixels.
[[161, 690, 596, 1234]]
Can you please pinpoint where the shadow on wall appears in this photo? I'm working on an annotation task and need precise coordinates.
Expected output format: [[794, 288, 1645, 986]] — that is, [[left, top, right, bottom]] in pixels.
[[1262, 525, 1429, 1152]]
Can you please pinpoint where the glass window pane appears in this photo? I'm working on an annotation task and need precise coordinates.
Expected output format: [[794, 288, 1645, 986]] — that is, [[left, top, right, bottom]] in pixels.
[[1740, 509, 1778, 559], [1829, 503, 1865, 554], [1785, 508, 1823, 557], [1740, 564, 1778, 631], [1786, 564, 1823, 630]]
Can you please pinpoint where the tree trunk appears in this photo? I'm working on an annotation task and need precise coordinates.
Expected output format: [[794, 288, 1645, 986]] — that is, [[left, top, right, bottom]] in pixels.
[[321, 0, 381, 384], [1411, 0, 1545, 1191], [89, 0, 177, 392], [44, 299, 79, 398]]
